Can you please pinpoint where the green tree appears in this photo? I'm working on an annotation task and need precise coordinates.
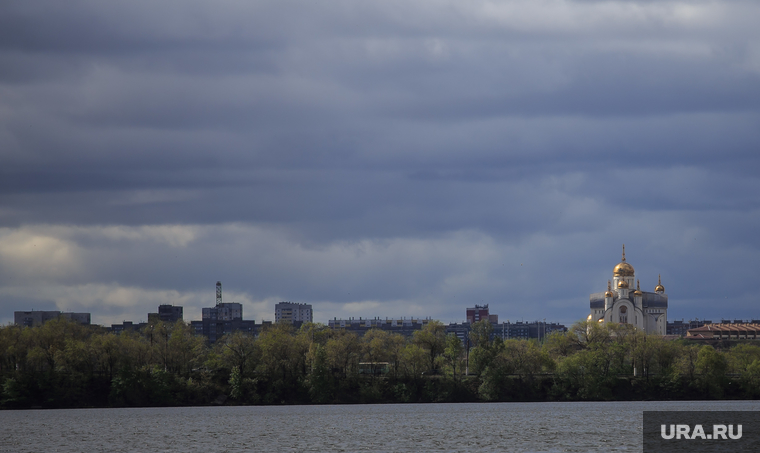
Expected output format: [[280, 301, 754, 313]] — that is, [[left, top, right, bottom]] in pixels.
[[91, 333, 123, 382], [362, 329, 392, 378], [740, 359, 760, 397], [299, 322, 332, 347], [567, 320, 610, 350], [727, 344, 760, 397], [441, 334, 464, 379], [504, 339, 553, 382], [385, 333, 407, 379], [0, 325, 26, 376], [400, 344, 428, 379], [256, 323, 309, 403], [215, 331, 259, 378], [695, 345, 728, 398], [261, 323, 302, 376], [325, 330, 362, 378], [306, 343, 333, 403], [167, 321, 206, 377], [229, 366, 243, 400], [675, 343, 700, 385], [412, 321, 447, 373], [544, 330, 576, 358], [727, 343, 760, 374], [469, 320, 493, 349]]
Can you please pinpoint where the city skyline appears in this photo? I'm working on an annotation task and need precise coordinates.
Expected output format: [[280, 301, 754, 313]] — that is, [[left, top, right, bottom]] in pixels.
[[2, 1, 760, 327]]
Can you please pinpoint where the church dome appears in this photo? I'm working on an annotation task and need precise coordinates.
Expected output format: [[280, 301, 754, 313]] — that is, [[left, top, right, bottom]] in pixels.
[[613, 262, 635, 277], [655, 274, 665, 293], [613, 245, 635, 277], [617, 280, 629, 289]]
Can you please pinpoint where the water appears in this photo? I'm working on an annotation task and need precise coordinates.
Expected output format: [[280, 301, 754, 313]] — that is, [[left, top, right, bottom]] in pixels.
[[2, 401, 759, 452]]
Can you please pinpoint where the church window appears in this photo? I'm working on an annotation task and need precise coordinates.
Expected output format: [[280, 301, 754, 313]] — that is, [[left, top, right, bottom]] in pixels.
[[619, 306, 628, 324]]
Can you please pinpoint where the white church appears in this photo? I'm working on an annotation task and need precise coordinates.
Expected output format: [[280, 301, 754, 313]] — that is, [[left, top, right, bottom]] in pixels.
[[589, 246, 668, 335]]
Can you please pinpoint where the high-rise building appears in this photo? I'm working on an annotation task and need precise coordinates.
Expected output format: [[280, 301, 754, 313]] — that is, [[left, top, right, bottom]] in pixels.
[[201, 280, 242, 321], [191, 281, 253, 343], [466, 304, 498, 324], [275, 302, 313, 324], [148, 304, 183, 324], [202, 303, 242, 321]]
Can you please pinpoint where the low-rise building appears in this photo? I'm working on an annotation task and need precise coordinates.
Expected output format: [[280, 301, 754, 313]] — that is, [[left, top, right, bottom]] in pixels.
[[328, 317, 432, 337], [687, 321, 760, 341], [445, 320, 567, 346], [667, 319, 711, 336], [110, 321, 148, 334], [14, 310, 91, 327], [190, 319, 259, 342]]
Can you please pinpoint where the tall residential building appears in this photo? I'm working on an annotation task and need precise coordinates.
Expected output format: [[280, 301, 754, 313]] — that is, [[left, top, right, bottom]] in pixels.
[[202, 303, 242, 321], [148, 304, 183, 324], [466, 304, 498, 324], [275, 302, 313, 324], [202, 281, 242, 321], [196, 302, 246, 343], [589, 245, 668, 335], [191, 281, 250, 343]]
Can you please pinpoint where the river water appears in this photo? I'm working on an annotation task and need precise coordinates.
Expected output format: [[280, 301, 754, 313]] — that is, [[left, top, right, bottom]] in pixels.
[[2, 400, 759, 452]]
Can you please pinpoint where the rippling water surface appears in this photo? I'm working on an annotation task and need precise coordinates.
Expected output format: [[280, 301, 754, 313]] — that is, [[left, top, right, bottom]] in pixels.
[[2, 400, 759, 452]]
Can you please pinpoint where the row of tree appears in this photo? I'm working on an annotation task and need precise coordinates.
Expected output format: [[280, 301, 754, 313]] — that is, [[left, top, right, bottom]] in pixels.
[[1, 318, 759, 408]]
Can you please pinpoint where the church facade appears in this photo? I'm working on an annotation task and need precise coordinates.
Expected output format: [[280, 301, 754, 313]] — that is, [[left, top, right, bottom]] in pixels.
[[589, 246, 668, 335]]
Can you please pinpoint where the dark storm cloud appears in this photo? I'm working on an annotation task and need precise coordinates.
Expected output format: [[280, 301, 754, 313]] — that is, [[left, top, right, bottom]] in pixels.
[[1, 0, 760, 325]]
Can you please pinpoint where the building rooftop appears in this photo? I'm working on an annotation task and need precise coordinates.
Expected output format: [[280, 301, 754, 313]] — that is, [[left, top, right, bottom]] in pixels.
[[687, 323, 760, 339]]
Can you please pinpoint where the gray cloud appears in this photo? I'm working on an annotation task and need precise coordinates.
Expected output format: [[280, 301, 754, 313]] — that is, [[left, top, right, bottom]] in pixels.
[[2, 0, 760, 326]]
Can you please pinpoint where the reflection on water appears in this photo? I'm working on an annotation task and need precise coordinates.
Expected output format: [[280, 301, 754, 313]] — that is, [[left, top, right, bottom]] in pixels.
[[2, 401, 759, 452]]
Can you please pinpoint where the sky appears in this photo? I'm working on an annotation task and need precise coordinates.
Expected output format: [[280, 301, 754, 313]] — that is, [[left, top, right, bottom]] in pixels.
[[1, 0, 760, 327]]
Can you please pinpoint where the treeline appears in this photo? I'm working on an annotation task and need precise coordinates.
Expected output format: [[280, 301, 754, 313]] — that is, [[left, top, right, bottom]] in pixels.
[[1, 318, 759, 409]]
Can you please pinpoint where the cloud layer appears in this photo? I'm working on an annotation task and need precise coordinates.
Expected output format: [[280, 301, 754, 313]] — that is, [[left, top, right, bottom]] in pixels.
[[2, 0, 760, 326]]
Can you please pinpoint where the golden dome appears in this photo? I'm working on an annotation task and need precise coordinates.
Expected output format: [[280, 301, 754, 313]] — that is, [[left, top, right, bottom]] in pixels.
[[613, 262, 635, 276], [654, 274, 665, 293], [617, 280, 629, 289], [605, 280, 613, 297], [634, 280, 642, 296], [598, 318, 604, 323], [587, 314, 593, 320], [612, 245, 635, 277]]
